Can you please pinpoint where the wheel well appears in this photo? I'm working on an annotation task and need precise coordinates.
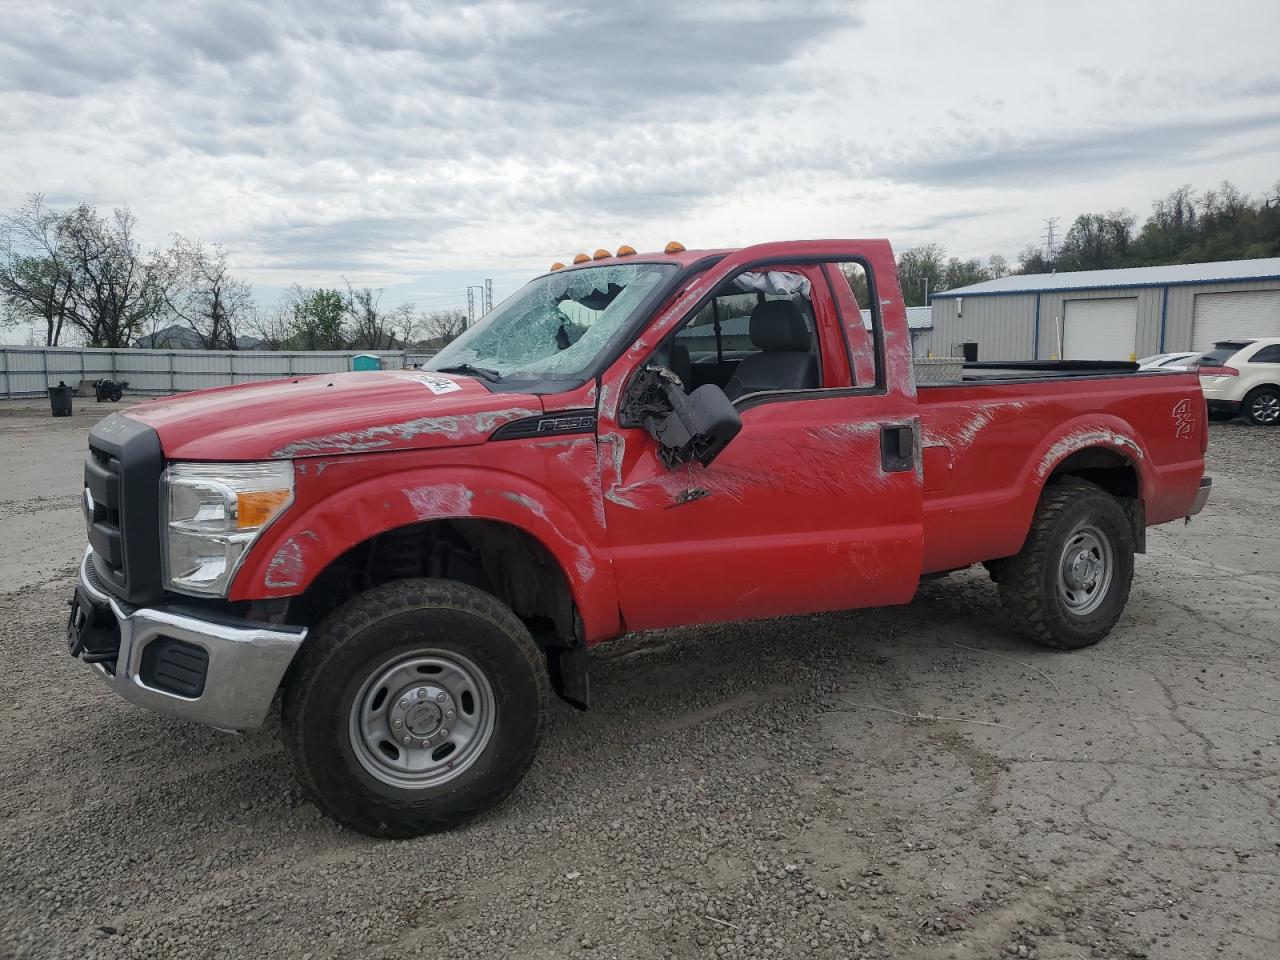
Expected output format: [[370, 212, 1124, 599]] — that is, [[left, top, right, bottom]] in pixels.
[[290, 519, 579, 648], [1046, 447, 1144, 551], [1048, 447, 1139, 498]]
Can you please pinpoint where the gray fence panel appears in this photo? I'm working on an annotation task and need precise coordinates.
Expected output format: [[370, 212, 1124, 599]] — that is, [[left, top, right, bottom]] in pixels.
[[0, 346, 435, 397]]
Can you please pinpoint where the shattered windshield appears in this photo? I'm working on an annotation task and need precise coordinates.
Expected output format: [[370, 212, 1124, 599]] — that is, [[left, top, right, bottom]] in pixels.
[[427, 263, 678, 382]]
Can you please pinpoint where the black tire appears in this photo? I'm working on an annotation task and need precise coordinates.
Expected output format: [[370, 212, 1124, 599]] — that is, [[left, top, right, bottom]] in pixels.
[[1242, 386, 1280, 426], [998, 478, 1134, 650], [282, 579, 547, 838]]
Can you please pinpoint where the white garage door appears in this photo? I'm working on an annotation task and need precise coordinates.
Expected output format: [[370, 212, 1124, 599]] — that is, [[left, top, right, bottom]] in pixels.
[[1192, 290, 1280, 350], [1063, 298, 1138, 360]]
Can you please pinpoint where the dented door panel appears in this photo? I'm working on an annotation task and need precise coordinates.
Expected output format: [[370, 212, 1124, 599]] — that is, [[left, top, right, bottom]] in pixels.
[[597, 240, 924, 632]]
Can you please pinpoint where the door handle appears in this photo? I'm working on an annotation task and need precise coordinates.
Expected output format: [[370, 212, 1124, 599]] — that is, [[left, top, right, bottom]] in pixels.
[[880, 424, 915, 473]]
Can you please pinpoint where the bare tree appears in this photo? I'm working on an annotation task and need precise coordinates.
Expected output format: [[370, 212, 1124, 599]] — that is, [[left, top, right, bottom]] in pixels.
[[0, 194, 76, 345], [244, 304, 292, 350], [162, 237, 254, 349], [420, 308, 468, 347], [59, 204, 168, 347]]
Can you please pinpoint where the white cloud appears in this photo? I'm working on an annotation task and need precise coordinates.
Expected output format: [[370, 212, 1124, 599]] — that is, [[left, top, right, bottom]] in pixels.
[[1, 0, 1278, 338]]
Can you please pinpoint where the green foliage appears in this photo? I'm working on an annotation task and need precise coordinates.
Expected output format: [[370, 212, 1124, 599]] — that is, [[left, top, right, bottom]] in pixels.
[[1018, 181, 1280, 274], [286, 286, 347, 350]]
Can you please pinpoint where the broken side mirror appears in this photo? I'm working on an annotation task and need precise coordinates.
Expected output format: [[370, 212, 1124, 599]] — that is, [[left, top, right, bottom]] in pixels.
[[648, 381, 742, 468]]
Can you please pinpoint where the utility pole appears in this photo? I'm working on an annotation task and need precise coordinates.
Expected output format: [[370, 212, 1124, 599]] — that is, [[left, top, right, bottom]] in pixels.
[[484, 278, 493, 315], [1042, 217, 1060, 272]]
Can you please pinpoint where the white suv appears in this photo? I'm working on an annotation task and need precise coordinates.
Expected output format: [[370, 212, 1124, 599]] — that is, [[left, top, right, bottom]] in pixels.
[[1198, 338, 1280, 425]]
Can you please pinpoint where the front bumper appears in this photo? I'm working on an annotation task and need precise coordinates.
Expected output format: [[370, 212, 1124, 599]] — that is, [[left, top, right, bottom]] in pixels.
[[72, 549, 306, 730]]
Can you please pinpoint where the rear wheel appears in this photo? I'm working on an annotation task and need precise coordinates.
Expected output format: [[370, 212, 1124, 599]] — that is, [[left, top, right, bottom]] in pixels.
[[998, 478, 1134, 649], [282, 579, 547, 838], [1242, 386, 1280, 426]]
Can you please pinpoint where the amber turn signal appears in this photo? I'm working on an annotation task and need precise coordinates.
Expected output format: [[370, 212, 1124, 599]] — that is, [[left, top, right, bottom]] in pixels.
[[237, 489, 291, 529]]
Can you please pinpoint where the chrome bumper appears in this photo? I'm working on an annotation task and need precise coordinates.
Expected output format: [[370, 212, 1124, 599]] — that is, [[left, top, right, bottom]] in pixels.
[[1189, 476, 1212, 517], [75, 550, 306, 731]]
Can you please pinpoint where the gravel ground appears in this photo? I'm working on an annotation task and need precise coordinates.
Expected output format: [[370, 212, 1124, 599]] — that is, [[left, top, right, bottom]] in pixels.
[[1, 399, 1277, 960]]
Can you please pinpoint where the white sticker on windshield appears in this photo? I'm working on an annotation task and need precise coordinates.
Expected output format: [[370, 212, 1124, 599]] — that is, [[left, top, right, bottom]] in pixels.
[[406, 373, 462, 395]]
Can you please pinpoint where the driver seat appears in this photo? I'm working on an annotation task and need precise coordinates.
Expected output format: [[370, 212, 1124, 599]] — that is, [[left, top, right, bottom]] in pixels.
[[723, 300, 818, 400]]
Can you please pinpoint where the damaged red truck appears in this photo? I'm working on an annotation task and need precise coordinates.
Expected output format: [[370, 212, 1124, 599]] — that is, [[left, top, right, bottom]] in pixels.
[[69, 240, 1211, 837]]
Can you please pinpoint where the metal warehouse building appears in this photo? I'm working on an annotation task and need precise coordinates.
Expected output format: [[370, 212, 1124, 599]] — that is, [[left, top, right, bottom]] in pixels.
[[920, 257, 1280, 362]]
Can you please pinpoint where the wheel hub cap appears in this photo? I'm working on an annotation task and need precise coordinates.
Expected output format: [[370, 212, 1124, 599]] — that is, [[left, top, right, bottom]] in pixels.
[[1253, 395, 1279, 423], [1066, 550, 1100, 590], [388, 684, 455, 745]]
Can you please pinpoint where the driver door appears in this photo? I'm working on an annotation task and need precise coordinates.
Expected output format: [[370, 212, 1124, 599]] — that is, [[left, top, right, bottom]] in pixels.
[[596, 241, 924, 632]]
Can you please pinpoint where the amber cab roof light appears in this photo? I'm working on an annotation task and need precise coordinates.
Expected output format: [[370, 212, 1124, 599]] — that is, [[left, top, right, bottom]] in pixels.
[[664, 240, 686, 253], [592, 248, 610, 260], [616, 245, 636, 256], [572, 252, 590, 264], [549, 261, 566, 271]]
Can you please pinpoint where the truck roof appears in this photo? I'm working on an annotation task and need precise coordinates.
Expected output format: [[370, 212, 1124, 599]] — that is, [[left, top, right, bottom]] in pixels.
[[539, 244, 734, 277]]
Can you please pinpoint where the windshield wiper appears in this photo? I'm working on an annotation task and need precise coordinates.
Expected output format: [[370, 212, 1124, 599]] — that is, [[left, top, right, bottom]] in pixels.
[[435, 363, 504, 383]]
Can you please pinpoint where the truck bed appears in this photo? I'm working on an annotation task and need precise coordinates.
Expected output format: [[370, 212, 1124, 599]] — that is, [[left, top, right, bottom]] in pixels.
[[916, 368, 1207, 574]]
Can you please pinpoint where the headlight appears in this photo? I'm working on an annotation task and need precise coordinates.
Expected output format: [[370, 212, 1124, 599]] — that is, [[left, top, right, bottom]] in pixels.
[[162, 461, 294, 596]]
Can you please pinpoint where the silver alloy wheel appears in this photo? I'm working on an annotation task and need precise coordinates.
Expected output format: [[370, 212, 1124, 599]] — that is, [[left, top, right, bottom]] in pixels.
[[348, 649, 496, 790], [1250, 392, 1280, 424], [1056, 524, 1114, 616]]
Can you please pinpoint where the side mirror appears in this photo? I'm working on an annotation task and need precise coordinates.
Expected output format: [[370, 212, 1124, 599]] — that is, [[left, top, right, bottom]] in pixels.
[[649, 383, 742, 468]]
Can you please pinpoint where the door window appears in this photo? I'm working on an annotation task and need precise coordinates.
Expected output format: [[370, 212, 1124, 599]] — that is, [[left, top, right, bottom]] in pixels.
[[655, 269, 821, 398], [1249, 344, 1280, 363]]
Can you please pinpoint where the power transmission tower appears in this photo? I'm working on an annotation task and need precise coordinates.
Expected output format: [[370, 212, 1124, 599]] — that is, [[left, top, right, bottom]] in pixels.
[[484, 278, 493, 315], [465, 285, 485, 325], [1041, 217, 1060, 272]]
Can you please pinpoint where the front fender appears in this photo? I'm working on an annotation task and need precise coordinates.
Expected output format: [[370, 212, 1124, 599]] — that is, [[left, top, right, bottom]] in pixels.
[[230, 459, 621, 641]]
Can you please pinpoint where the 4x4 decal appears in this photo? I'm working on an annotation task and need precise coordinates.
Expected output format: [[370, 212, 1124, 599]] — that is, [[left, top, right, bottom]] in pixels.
[[1172, 398, 1195, 440]]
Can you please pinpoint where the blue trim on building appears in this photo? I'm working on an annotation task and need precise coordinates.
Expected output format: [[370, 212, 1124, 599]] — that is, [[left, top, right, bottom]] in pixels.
[[932, 273, 1280, 299], [1032, 293, 1041, 360], [1158, 286, 1170, 353]]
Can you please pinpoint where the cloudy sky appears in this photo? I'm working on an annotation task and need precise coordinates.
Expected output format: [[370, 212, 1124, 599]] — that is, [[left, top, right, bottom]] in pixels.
[[2, 0, 1278, 327]]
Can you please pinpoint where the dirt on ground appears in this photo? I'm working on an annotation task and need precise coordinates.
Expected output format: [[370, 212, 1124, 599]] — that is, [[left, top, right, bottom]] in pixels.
[[0, 397, 1276, 960]]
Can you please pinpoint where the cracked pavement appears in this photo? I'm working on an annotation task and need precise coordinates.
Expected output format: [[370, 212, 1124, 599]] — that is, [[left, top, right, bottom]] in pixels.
[[0, 400, 1276, 960]]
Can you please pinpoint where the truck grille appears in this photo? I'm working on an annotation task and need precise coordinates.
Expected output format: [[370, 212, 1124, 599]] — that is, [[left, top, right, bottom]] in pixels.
[[84, 414, 165, 605]]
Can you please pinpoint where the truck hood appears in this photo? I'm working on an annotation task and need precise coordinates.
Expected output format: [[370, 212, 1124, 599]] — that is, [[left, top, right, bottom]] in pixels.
[[125, 371, 545, 461]]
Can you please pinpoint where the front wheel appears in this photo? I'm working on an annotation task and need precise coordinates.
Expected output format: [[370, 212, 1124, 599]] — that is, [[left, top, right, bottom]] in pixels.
[[998, 478, 1135, 649], [1242, 387, 1280, 426], [282, 579, 548, 838]]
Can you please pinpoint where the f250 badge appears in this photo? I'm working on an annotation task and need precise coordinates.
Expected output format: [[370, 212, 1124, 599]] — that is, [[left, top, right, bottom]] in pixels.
[[1172, 398, 1195, 440]]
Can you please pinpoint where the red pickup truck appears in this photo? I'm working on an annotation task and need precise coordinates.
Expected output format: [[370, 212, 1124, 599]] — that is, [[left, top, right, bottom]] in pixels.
[[69, 240, 1210, 837]]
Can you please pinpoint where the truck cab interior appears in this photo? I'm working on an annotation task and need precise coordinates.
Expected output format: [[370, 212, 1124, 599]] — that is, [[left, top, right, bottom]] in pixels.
[[655, 270, 823, 399]]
